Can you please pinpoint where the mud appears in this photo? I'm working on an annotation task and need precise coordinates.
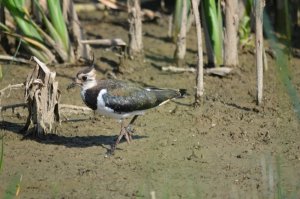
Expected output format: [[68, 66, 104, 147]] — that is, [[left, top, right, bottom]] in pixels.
[[0, 9, 300, 199]]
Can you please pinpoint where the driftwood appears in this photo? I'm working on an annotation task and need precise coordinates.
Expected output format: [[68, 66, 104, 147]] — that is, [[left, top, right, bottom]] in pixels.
[[22, 57, 60, 136], [80, 39, 126, 46], [162, 66, 233, 77]]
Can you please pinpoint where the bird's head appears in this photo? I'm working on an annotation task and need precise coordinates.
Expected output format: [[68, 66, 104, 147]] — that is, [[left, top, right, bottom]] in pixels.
[[67, 66, 97, 90]]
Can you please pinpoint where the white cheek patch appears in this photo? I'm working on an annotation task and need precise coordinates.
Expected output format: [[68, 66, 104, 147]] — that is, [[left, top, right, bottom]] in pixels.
[[82, 80, 97, 90], [86, 69, 96, 79]]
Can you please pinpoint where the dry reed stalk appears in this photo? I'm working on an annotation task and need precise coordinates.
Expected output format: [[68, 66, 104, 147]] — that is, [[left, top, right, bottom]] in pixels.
[[191, 0, 204, 103], [127, 0, 143, 59], [224, 0, 239, 67], [255, 0, 265, 105], [174, 0, 187, 67]]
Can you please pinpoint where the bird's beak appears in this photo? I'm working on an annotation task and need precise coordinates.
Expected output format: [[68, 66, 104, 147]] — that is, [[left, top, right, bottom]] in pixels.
[[67, 78, 81, 90], [67, 82, 76, 90]]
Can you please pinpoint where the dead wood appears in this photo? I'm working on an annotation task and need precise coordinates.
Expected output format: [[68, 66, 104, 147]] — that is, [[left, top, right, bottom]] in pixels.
[[1, 103, 92, 115], [80, 39, 126, 46], [127, 0, 143, 60], [0, 83, 24, 97], [224, 0, 239, 67], [191, 0, 204, 103], [174, 0, 188, 67], [22, 57, 60, 136], [0, 55, 33, 64], [255, 0, 265, 105], [63, 0, 89, 62], [161, 66, 232, 77], [162, 66, 196, 73]]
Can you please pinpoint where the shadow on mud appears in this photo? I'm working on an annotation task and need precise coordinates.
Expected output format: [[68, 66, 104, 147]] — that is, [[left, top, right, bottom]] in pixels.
[[0, 121, 147, 149]]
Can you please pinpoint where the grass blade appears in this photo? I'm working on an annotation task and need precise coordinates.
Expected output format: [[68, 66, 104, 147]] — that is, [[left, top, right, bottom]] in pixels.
[[3, 0, 43, 42], [47, 0, 70, 52], [202, 0, 223, 66]]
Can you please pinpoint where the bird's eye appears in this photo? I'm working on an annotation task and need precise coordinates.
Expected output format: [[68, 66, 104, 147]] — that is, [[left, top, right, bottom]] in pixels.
[[82, 76, 87, 81]]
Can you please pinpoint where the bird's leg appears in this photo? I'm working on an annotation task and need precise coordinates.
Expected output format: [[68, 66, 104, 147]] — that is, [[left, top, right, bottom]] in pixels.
[[115, 121, 127, 145], [111, 121, 126, 153], [125, 115, 139, 141], [110, 116, 139, 154]]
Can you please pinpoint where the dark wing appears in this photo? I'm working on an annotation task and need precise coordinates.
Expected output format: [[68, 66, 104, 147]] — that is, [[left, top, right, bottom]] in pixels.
[[101, 80, 182, 113]]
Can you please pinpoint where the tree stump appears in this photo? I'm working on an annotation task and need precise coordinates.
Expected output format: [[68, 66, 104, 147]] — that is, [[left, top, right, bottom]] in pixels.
[[23, 57, 60, 136]]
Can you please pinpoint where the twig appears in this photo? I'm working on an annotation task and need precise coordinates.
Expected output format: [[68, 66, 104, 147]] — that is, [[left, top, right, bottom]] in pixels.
[[60, 104, 92, 113], [161, 66, 233, 77], [0, 103, 92, 114], [205, 67, 233, 76], [80, 39, 126, 46], [0, 83, 24, 97], [0, 103, 27, 112], [162, 66, 196, 73], [167, 14, 173, 38], [0, 55, 32, 64]]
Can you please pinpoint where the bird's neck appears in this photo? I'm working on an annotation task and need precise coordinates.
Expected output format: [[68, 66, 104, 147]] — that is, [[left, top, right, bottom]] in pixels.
[[81, 79, 97, 91]]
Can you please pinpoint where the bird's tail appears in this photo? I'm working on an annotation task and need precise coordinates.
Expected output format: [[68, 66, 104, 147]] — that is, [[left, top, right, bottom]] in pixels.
[[149, 88, 187, 105], [178, 89, 188, 98]]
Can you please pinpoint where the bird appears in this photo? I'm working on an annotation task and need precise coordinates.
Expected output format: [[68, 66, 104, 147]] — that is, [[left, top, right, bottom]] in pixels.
[[67, 66, 186, 154]]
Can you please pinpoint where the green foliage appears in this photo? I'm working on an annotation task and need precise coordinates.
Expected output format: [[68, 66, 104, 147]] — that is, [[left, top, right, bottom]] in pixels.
[[202, 0, 223, 66], [172, 0, 190, 42], [1, 0, 51, 62], [0, 0, 72, 63], [3, 175, 22, 199], [263, 8, 300, 120], [275, 0, 291, 54], [47, 0, 70, 53], [239, 0, 253, 47]]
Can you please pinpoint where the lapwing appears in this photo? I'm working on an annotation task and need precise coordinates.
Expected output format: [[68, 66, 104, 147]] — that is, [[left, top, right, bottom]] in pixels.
[[67, 66, 186, 153]]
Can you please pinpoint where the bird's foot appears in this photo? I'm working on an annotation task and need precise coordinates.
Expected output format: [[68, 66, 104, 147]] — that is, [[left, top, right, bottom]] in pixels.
[[110, 125, 134, 154], [125, 125, 135, 142]]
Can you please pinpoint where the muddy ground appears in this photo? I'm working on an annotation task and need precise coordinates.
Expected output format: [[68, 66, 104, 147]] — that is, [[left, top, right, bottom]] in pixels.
[[1, 8, 300, 199]]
